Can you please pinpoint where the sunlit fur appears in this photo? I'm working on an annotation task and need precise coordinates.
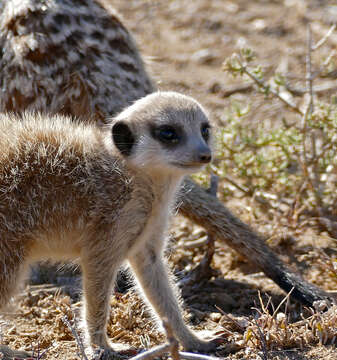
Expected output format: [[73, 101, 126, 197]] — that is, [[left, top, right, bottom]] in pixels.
[[0, 92, 215, 355], [113, 91, 213, 174]]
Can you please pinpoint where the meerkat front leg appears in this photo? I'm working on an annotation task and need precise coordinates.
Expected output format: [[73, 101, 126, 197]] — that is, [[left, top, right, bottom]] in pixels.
[[129, 245, 216, 352]]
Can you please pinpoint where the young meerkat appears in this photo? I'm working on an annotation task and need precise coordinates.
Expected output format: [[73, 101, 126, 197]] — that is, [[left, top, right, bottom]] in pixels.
[[0, 91, 217, 354]]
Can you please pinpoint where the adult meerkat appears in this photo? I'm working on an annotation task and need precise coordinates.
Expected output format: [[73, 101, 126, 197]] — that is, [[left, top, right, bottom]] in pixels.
[[0, 0, 330, 306], [0, 92, 217, 354], [0, 0, 154, 121]]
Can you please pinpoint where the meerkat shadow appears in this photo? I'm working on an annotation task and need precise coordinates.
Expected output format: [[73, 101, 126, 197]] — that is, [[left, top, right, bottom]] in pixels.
[[29, 263, 131, 300]]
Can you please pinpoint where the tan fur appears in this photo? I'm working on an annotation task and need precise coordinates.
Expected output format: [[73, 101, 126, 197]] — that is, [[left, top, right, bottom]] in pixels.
[[0, 92, 215, 354]]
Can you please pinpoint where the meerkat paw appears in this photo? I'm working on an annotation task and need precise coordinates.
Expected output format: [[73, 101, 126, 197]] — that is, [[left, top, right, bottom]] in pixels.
[[91, 342, 139, 360]]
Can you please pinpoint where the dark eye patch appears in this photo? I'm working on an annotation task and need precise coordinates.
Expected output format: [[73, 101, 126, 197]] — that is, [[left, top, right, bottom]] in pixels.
[[157, 126, 179, 144], [201, 123, 211, 142], [150, 124, 183, 147]]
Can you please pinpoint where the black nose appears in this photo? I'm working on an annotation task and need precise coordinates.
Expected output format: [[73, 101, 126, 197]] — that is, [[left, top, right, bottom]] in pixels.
[[199, 151, 212, 163]]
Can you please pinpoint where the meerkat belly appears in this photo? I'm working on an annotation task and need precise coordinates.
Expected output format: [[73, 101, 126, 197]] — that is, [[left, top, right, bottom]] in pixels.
[[26, 228, 84, 263]]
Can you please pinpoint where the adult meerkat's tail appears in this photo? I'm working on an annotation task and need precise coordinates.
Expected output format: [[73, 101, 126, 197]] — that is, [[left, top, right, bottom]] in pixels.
[[181, 178, 329, 306], [0, 0, 331, 306]]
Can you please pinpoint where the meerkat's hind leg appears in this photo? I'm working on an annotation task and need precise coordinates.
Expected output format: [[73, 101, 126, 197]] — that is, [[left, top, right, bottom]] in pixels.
[[80, 239, 128, 356], [81, 259, 119, 352], [0, 244, 27, 309]]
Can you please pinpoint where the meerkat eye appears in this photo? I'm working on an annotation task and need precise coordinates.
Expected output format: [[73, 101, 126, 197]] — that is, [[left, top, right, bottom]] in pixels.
[[201, 123, 210, 141], [157, 126, 179, 144]]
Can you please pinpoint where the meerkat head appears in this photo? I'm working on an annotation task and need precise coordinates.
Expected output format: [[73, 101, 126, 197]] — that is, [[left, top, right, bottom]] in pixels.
[[111, 91, 213, 176]]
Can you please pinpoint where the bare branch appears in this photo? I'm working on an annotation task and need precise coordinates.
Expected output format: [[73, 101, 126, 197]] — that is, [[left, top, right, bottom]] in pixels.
[[300, 24, 324, 209], [285, 80, 337, 96], [253, 319, 269, 360], [179, 352, 220, 360], [312, 24, 336, 51], [221, 175, 250, 195], [306, 24, 314, 114], [234, 55, 303, 115], [62, 316, 89, 360], [132, 348, 219, 360], [130, 343, 172, 360], [130, 318, 181, 360], [271, 287, 294, 322], [215, 305, 245, 332]]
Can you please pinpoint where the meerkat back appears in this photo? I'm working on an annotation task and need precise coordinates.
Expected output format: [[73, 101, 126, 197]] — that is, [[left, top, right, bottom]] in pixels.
[[0, 0, 154, 120], [0, 112, 133, 304]]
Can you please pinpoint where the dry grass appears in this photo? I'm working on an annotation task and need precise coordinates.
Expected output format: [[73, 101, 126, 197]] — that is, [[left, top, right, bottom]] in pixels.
[[1, 1, 337, 359]]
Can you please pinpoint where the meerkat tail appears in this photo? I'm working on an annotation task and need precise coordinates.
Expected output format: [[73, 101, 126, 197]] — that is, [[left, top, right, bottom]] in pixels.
[[180, 178, 330, 306]]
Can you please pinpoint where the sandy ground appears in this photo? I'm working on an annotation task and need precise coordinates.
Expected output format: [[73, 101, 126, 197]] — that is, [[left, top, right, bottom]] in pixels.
[[1, 0, 337, 359]]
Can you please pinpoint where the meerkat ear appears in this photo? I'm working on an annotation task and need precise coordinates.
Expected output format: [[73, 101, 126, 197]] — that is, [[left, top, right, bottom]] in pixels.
[[112, 121, 135, 156]]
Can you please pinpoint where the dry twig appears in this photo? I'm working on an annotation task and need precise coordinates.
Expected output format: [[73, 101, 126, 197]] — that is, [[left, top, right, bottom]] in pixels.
[[285, 80, 337, 96], [312, 24, 336, 51], [233, 54, 303, 115], [130, 319, 217, 360], [271, 287, 294, 322], [253, 319, 269, 360], [179, 352, 219, 360], [62, 315, 89, 360], [130, 343, 172, 360], [130, 319, 180, 360]]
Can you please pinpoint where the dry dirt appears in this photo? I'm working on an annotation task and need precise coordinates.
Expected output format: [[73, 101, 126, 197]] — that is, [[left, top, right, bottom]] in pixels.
[[1, 0, 337, 359]]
